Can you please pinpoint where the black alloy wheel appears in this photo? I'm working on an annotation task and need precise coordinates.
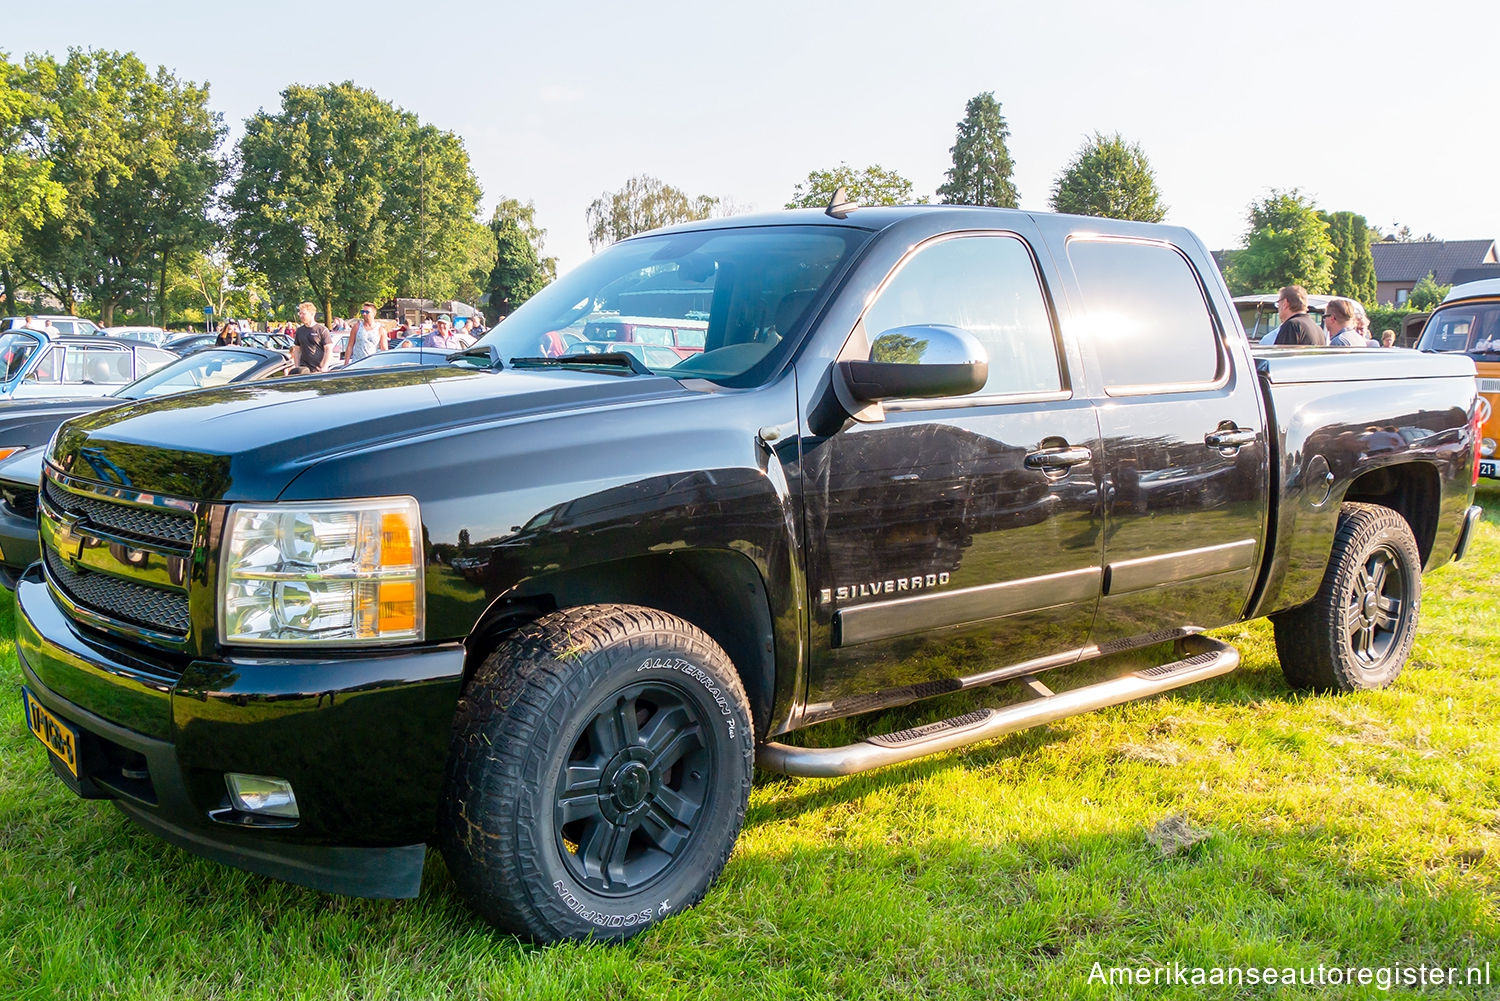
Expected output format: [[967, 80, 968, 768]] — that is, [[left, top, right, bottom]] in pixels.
[[1272, 502, 1422, 692], [554, 682, 712, 896], [439, 604, 754, 943]]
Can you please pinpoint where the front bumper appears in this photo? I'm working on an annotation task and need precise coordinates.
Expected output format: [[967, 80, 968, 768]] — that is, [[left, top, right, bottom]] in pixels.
[[16, 568, 467, 898]]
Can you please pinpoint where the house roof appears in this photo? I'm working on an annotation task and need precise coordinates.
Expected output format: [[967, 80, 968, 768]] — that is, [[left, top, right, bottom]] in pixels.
[[1371, 240, 1499, 284]]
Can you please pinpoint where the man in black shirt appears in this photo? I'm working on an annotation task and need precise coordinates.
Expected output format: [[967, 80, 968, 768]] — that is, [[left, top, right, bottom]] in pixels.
[[1273, 285, 1327, 347], [292, 301, 336, 372]]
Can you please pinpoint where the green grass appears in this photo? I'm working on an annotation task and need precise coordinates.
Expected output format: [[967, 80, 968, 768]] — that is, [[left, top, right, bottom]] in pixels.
[[4, 505, 1500, 999]]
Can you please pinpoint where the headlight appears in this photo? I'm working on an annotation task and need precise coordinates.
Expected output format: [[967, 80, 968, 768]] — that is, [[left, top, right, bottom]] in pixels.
[[219, 497, 423, 645], [1482, 437, 1496, 458]]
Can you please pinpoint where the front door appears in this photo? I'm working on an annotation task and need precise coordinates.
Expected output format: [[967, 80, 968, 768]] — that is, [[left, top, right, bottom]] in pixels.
[[801, 231, 1104, 724]]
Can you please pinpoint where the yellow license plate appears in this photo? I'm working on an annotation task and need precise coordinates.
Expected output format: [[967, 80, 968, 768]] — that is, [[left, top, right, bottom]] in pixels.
[[22, 687, 79, 779]]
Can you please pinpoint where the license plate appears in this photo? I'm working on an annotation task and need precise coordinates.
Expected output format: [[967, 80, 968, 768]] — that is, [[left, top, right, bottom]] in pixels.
[[21, 687, 79, 779], [1481, 460, 1499, 480]]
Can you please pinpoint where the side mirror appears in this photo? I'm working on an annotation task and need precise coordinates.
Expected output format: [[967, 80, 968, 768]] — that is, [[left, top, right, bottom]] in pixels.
[[837, 325, 989, 402]]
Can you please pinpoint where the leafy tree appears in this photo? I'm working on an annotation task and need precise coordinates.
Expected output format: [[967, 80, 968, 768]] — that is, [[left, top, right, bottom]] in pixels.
[[229, 82, 489, 323], [585, 175, 717, 249], [787, 163, 920, 210], [1317, 210, 1376, 304], [936, 92, 1018, 208], [1048, 132, 1165, 222], [1227, 189, 1334, 295], [1408, 272, 1450, 311], [1382, 223, 1439, 243], [385, 124, 494, 305], [0, 52, 65, 314], [9, 49, 222, 325], [486, 197, 554, 319]]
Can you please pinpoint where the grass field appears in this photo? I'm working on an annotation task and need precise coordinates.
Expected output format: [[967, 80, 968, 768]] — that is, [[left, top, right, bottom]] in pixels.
[[2, 502, 1498, 999]]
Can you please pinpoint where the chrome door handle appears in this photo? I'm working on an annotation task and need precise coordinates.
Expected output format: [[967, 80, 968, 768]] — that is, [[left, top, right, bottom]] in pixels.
[[1204, 428, 1256, 449], [1025, 445, 1092, 470]]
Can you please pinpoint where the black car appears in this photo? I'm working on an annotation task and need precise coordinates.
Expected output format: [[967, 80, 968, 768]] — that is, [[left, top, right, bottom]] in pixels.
[[11, 206, 1483, 944], [0, 346, 292, 586]]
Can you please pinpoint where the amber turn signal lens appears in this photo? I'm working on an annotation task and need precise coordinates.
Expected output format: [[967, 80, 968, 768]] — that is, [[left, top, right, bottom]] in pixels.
[[0, 447, 22, 463], [380, 511, 415, 567], [378, 580, 417, 633]]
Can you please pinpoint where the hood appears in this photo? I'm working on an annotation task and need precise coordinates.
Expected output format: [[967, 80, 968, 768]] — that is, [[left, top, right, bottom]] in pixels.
[[50, 365, 695, 501], [0, 397, 116, 452]]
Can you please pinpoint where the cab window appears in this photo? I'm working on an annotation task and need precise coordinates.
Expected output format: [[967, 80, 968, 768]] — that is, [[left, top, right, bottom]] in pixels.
[[64, 346, 132, 385], [1067, 239, 1223, 392], [862, 234, 1063, 398]]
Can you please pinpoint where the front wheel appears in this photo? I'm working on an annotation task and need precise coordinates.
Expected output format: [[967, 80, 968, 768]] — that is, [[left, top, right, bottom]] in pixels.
[[1272, 502, 1422, 692], [439, 604, 754, 942]]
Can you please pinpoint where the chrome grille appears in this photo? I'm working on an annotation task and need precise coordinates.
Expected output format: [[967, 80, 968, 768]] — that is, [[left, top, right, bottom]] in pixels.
[[44, 547, 191, 636], [42, 479, 194, 548]]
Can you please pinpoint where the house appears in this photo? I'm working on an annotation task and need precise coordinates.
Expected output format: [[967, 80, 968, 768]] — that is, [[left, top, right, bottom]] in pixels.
[[378, 298, 482, 326], [1371, 239, 1500, 305]]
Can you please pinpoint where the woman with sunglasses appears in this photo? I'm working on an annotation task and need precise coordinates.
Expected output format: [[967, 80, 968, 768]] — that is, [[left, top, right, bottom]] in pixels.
[[344, 302, 386, 363]]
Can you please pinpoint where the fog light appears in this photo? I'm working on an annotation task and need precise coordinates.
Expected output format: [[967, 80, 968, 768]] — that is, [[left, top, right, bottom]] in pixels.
[[225, 773, 299, 819], [1482, 437, 1495, 458]]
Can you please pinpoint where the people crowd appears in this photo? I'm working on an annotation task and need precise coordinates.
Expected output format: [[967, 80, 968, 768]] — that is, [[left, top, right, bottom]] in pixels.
[[1268, 285, 1392, 349]]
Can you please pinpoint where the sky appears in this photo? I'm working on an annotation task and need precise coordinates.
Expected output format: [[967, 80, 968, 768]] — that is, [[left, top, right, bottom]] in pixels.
[[9, 0, 1499, 275]]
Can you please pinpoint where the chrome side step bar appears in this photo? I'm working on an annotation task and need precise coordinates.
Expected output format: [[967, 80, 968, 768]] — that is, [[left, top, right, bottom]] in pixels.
[[756, 634, 1239, 778]]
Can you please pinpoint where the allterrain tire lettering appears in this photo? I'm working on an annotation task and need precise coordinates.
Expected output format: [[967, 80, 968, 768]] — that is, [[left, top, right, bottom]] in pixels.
[[552, 880, 652, 928], [638, 657, 736, 738]]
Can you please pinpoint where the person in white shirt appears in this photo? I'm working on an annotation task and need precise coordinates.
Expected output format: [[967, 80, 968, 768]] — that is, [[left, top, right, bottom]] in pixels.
[[343, 302, 387, 363]]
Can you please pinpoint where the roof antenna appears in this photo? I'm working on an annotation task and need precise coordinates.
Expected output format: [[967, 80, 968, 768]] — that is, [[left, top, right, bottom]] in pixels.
[[825, 187, 858, 219]]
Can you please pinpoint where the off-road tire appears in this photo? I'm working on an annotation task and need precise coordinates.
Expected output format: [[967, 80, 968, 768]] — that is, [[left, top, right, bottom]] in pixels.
[[1272, 502, 1422, 692], [438, 604, 754, 942]]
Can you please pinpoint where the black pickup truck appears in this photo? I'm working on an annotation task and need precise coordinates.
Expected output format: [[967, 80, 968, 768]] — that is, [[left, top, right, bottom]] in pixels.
[[14, 206, 1484, 942]]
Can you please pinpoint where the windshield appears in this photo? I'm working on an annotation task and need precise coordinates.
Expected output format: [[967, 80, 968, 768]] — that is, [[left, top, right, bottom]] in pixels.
[[0, 332, 41, 381], [118, 348, 270, 399], [1417, 301, 1500, 359], [474, 225, 868, 386]]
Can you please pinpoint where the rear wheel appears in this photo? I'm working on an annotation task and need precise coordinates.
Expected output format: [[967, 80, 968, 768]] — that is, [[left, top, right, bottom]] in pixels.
[[1272, 502, 1422, 692], [439, 604, 754, 942]]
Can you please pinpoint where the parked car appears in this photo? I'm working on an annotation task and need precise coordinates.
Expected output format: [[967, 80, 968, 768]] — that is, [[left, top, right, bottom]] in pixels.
[[1234, 293, 1333, 344], [0, 329, 177, 401], [1, 315, 103, 337], [1417, 278, 1500, 479], [577, 315, 708, 358], [163, 333, 219, 355], [13, 206, 1482, 944], [0, 346, 293, 587], [102, 325, 173, 347], [561, 339, 685, 368]]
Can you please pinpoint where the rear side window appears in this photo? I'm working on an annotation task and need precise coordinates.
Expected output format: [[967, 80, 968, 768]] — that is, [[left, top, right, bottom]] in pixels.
[[64, 346, 132, 385], [1067, 239, 1223, 392], [862, 234, 1062, 398]]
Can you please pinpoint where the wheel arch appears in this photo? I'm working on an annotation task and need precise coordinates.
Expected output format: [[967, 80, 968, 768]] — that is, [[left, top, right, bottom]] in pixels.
[[463, 550, 778, 739], [1340, 459, 1442, 568]]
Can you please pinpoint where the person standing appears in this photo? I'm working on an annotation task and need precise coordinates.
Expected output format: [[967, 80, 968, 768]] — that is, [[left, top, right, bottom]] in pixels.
[[1325, 299, 1365, 347], [343, 302, 387, 363], [1380, 329, 1397, 348], [1273, 286, 1327, 346], [291, 301, 336, 372]]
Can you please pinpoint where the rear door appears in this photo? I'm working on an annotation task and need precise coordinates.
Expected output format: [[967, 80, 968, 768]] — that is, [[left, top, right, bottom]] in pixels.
[[1059, 236, 1269, 647], [801, 228, 1104, 721]]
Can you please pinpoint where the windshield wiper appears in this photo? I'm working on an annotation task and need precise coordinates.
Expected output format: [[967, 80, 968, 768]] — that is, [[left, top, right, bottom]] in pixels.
[[446, 344, 505, 369], [509, 353, 654, 376]]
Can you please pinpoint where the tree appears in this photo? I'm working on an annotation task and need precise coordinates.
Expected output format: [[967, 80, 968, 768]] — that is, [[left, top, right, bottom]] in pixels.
[[9, 49, 222, 325], [228, 82, 490, 323], [486, 197, 554, 319], [386, 124, 494, 305], [1227, 189, 1334, 296], [1318, 210, 1377, 304], [936, 92, 1018, 208], [585, 175, 717, 249], [1048, 132, 1165, 222], [786, 163, 920, 209], [0, 52, 65, 314], [1408, 272, 1450, 311]]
